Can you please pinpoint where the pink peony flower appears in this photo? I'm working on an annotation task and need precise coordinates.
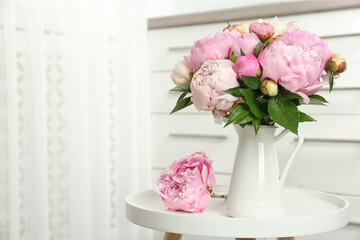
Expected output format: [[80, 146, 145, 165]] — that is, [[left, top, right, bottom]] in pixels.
[[190, 59, 239, 114], [184, 31, 240, 71], [171, 60, 193, 85], [154, 151, 216, 213], [249, 22, 275, 42], [230, 33, 260, 57], [258, 29, 333, 103], [233, 54, 261, 79]]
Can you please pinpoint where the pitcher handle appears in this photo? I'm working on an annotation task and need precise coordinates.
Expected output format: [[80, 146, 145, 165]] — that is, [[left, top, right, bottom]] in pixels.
[[274, 129, 304, 188]]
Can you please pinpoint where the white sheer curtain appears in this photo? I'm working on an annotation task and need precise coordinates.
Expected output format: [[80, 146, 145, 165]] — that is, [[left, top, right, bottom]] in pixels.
[[0, 0, 152, 239]]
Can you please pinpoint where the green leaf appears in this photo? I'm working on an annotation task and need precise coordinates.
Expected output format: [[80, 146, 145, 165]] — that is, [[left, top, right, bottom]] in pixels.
[[252, 117, 261, 135], [230, 52, 238, 63], [268, 96, 300, 135], [235, 112, 254, 125], [240, 89, 266, 118], [223, 87, 243, 97], [258, 97, 269, 104], [224, 105, 250, 127], [299, 111, 316, 122], [170, 81, 191, 93], [309, 94, 329, 103], [290, 99, 301, 106], [280, 91, 302, 100], [240, 48, 245, 56], [241, 75, 261, 90], [177, 92, 187, 104], [300, 98, 327, 106], [329, 72, 334, 92], [170, 96, 193, 114]]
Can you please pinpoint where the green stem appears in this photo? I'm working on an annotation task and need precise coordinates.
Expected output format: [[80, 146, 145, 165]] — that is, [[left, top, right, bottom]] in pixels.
[[211, 193, 228, 199], [329, 72, 334, 92]]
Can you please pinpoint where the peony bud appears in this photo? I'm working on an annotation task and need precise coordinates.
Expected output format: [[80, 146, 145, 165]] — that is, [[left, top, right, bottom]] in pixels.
[[256, 68, 262, 78], [260, 80, 278, 97], [249, 22, 275, 42], [233, 55, 261, 79], [235, 23, 250, 33], [171, 60, 192, 85], [326, 54, 347, 74]]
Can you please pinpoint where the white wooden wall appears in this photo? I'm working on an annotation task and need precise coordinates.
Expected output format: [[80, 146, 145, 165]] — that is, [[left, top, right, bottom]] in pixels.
[[148, 8, 360, 240]]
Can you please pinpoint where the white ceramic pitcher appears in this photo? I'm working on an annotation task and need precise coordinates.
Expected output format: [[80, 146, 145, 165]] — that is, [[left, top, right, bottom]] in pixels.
[[226, 124, 304, 218]]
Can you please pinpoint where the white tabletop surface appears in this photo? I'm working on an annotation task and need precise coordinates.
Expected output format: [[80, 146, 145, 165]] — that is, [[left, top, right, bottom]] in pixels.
[[125, 187, 349, 238]]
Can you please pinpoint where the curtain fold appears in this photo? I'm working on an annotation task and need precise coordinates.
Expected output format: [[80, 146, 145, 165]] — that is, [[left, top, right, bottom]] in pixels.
[[0, 0, 151, 239]]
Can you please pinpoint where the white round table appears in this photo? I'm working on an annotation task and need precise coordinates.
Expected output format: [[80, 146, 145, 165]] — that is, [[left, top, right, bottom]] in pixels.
[[125, 187, 349, 240]]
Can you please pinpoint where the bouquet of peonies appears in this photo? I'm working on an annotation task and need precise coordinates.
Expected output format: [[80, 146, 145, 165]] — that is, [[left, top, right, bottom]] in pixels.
[[170, 18, 347, 134]]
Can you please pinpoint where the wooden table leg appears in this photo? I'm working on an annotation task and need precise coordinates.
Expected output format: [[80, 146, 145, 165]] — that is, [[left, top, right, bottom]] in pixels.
[[278, 237, 295, 240], [163, 232, 182, 240]]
